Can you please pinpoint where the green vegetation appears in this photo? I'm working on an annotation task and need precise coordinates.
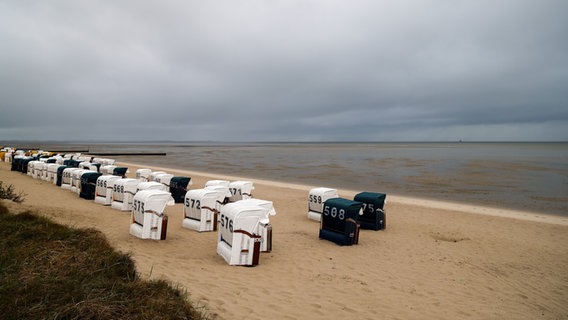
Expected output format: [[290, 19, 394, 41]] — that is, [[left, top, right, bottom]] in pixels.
[[0, 202, 205, 320], [0, 181, 26, 203]]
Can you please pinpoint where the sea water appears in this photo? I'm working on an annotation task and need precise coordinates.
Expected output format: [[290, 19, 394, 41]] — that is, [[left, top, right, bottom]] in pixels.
[[13, 141, 568, 216]]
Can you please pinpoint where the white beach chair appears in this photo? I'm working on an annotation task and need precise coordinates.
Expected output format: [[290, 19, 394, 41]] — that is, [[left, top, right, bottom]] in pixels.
[[129, 190, 174, 240], [136, 181, 168, 193], [61, 168, 81, 190], [228, 181, 254, 202], [153, 173, 174, 191], [205, 185, 232, 211], [205, 180, 230, 187], [235, 198, 276, 252], [71, 169, 96, 194], [111, 178, 141, 211], [216, 203, 269, 266], [135, 168, 152, 182], [148, 171, 167, 182], [94, 175, 122, 205], [307, 187, 339, 222], [47, 163, 61, 184], [182, 188, 226, 232]]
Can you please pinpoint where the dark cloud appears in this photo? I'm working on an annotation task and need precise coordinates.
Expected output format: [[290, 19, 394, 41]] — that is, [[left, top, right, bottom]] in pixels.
[[1, 0, 567, 142]]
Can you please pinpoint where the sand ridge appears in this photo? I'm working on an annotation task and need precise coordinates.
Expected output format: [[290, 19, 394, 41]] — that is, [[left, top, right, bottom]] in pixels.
[[1, 161, 567, 320]]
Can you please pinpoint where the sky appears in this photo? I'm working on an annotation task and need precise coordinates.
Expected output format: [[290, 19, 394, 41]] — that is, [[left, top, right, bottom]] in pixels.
[[1, 0, 567, 142]]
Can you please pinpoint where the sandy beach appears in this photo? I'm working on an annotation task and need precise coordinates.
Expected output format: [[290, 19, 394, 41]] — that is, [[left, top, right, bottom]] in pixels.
[[1, 160, 568, 320]]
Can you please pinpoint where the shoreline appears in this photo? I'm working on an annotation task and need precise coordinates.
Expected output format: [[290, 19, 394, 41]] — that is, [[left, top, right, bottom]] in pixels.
[[2, 159, 568, 319]]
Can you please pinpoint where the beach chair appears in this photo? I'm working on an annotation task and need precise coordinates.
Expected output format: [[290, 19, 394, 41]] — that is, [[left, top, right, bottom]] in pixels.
[[37, 160, 49, 180], [4, 152, 12, 163], [319, 198, 363, 246], [47, 163, 61, 184], [71, 169, 95, 194], [136, 181, 168, 193], [100, 165, 117, 175], [205, 180, 230, 187], [169, 176, 192, 203], [93, 158, 115, 166], [216, 203, 269, 266], [135, 168, 152, 182], [129, 190, 174, 240], [149, 171, 167, 182], [82, 162, 100, 172], [67, 159, 82, 168], [56, 165, 70, 186], [235, 198, 276, 252], [27, 160, 40, 177], [153, 173, 174, 191], [228, 181, 254, 202], [94, 175, 122, 205], [61, 168, 81, 190], [182, 188, 226, 232], [205, 185, 232, 208], [79, 172, 103, 200], [30, 161, 45, 179], [353, 192, 387, 230], [111, 178, 141, 211], [307, 187, 339, 222]]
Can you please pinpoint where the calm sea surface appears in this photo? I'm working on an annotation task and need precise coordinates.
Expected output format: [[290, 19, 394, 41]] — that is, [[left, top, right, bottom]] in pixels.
[[10, 142, 568, 216]]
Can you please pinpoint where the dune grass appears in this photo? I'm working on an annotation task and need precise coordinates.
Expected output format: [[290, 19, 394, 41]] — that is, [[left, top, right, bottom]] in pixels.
[[0, 201, 206, 320]]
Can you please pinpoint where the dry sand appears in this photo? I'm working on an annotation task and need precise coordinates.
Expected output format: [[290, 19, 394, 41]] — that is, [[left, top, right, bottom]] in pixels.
[[1, 160, 568, 320]]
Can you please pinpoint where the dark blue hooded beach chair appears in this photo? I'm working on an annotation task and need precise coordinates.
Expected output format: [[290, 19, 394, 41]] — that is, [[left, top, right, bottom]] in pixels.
[[170, 176, 192, 203], [319, 198, 363, 246], [354, 192, 387, 230], [79, 172, 103, 200]]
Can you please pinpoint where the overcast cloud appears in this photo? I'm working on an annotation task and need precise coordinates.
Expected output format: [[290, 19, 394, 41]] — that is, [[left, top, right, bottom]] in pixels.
[[1, 0, 567, 142]]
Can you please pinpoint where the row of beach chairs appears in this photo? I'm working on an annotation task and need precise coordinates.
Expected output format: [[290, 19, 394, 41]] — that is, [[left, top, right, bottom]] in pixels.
[[6, 149, 276, 267], [4, 147, 388, 265]]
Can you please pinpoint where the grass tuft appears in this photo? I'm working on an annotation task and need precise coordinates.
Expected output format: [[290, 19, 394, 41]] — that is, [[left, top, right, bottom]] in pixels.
[[0, 207, 206, 320], [0, 181, 26, 203]]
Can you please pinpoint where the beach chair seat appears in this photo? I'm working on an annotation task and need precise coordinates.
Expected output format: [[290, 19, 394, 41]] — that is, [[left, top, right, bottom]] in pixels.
[[136, 181, 168, 193], [235, 198, 276, 252], [319, 198, 363, 246], [169, 176, 192, 203], [135, 168, 152, 182], [308, 187, 339, 222], [111, 178, 141, 211], [129, 190, 174, 240], [353, 192, 387, 230], [228, 181, 254, 202], [94, 175, 122, 205], [182, 188, 226, 232], [79, 172, 103, 200], [216, 203, 269, 266]]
